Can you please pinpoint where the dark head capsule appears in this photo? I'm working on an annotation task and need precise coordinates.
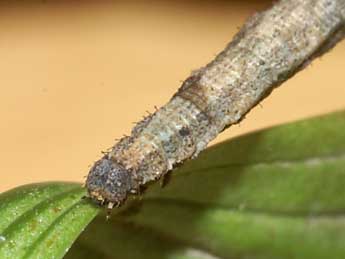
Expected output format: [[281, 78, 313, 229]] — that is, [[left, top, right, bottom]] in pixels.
[[86, 157, 133, 207]]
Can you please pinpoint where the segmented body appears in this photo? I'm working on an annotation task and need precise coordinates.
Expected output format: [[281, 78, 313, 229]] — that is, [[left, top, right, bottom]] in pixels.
[[86, 0, 345, 207]]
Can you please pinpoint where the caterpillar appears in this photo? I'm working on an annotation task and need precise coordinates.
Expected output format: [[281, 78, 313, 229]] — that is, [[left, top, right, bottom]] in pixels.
[[86, 0, 345, 209]]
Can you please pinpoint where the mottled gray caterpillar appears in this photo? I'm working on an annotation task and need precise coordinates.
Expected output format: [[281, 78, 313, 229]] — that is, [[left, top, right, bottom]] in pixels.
[[86, 0, 345, 208]]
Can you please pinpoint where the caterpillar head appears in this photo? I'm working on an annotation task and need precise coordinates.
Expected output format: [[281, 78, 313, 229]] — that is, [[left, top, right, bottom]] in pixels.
[[85, 157, 133, 207]]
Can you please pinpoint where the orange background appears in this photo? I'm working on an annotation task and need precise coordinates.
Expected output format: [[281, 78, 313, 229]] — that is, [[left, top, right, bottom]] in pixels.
[[0, 0, 344, 192]]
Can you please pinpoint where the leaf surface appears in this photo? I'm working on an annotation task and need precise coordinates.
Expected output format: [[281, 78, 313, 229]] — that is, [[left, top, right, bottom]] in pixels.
[[1, 111, 345, 259]]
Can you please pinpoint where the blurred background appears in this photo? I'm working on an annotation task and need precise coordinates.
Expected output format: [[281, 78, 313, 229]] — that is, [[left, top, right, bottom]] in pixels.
[[0, 0, 344, 192]]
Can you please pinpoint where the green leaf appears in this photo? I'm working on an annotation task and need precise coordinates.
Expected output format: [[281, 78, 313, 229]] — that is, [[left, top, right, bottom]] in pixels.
[[71, 110, 345, 259], [0, 182, 99, 259], [1, 110, 345, 259]]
